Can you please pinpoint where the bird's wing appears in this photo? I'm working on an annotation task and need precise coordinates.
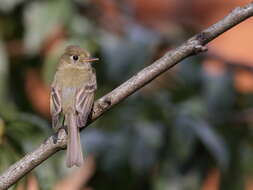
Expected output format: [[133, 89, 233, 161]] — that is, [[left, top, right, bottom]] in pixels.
[[50, 85, 62, 130], [75, 70, 97, 128]]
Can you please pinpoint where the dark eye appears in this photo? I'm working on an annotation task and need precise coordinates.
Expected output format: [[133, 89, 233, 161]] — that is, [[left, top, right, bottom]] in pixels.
[[72, 55, 79, 61]]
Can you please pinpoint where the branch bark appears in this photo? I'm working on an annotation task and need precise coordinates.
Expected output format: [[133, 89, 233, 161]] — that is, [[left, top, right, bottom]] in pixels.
[[1, 2, 253, 189]]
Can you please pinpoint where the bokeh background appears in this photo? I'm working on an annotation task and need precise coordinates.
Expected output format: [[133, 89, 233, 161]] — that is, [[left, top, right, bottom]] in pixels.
[[0, 0, 253, 189]]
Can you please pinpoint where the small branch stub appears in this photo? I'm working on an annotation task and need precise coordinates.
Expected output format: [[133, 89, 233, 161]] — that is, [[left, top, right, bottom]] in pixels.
[[194, 45, 208, 54]]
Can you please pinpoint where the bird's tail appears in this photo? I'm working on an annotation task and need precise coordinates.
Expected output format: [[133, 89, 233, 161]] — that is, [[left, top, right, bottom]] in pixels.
[[66, 113, 83, 167]]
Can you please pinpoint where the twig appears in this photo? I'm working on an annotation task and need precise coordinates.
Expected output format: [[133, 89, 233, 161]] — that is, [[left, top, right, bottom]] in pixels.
[[1, 2, 253, 189]]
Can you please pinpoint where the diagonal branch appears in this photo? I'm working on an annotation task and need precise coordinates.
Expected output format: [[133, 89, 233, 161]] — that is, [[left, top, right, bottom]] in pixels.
[[1, 2, 253, 189]]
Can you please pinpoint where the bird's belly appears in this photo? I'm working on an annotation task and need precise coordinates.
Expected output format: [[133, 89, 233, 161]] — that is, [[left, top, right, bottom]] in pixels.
[[61, 87, 76, 113]]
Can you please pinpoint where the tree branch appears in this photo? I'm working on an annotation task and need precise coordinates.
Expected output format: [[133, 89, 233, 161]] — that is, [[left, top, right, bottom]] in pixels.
[[1, 2, 253, 189]]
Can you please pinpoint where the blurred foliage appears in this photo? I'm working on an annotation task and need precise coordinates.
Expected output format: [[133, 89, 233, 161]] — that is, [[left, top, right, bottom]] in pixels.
[[0, 0, 253, 190]]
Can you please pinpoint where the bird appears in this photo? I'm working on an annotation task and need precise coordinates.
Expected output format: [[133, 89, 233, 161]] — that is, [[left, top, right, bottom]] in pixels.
[[50, 45, 98, 167]]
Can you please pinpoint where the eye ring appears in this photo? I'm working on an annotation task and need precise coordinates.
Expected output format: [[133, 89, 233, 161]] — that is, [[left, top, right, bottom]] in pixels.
[[72, 55, 79, 61]]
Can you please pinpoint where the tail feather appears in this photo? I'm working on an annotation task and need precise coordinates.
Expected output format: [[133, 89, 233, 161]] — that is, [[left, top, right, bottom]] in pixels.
[[66, 113, 84, 167]]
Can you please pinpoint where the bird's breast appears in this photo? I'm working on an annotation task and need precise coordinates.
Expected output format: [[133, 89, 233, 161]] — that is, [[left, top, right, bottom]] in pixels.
[[57, 67, 92, 88], [55, 66, 93, 112]]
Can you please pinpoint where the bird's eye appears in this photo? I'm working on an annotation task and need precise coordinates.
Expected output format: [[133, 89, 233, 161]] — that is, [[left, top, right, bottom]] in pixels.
[[72, 55, 79, 61]]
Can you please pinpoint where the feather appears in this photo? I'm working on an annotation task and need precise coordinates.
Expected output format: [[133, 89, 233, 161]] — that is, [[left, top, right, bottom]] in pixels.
[[66, 113, 83, 167], [50, 87, 62, 130]]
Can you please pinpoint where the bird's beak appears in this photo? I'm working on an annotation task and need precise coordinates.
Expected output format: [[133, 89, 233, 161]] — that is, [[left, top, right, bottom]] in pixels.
[[83, 57, 99, 63]]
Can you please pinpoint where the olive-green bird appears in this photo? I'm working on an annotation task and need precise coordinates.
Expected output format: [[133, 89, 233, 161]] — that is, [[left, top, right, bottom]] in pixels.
[[50, 45, 98, 167]]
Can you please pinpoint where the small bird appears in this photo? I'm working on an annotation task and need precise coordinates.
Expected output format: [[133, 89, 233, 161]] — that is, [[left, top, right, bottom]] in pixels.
[[50, 45, 98, 167]]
